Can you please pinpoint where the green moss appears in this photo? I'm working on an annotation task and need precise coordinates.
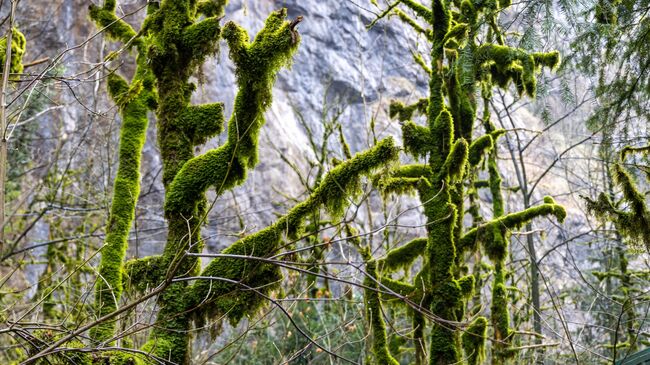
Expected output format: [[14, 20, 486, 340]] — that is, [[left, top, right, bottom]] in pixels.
[[186, 138, 399, 324], [458, 274, 475, 299], [477, 45, 560, 97], [95, 351, 149, 365], [178, 102, 225, 145], [586, 162, 650, 250], [124, 255, 163, 292], [378, 238, 427, 272], [491, 264, 514, 360], [399, 0, 433, 22], [467, 134, 493, 166], [381, 277, 416, 298], [0, 28, 26, 76], [364, 259, 400, 365], [460, 197, 566, 258], [430, 109, 454, 170], [462, 316, 488, 365], [443, 23, 469, 46], [532, 50, 561, 70], [389, 98, 429, 122], [88, 3, 138, 45], [378, 177, 423, 196], [402, 121, 433, 159], [441, 138, 469, 182], [196, 0, 227, 17], [91, 61, 153, 343]]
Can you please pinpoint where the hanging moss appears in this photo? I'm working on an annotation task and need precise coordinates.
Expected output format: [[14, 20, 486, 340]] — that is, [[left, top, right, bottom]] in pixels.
[[0, 28, 26, 76], [380, 277, 417, 298], [402, 121, 433, 159], [585, 147, 650, 250]]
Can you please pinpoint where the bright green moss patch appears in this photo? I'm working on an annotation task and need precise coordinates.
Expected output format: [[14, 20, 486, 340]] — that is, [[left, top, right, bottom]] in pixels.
[[88, 3, 138, 45], [467, 134, 493, 166], [389, 98, 429, 122], [0, 28, 26, 76], [459, 197, 566, 258], [378, 237, 427, 272], [178, 102, 225, 145], [402, 121, 433, 159], [91, 63, 153, 343], [462, 316, 488, 365], [124, 255, 163, 292], [458, 274, 475, 299]]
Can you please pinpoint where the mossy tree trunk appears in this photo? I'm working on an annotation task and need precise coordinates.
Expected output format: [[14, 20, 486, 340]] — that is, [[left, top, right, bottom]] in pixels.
[[367, 1, 565, 364], [86, 2, 405, 364]]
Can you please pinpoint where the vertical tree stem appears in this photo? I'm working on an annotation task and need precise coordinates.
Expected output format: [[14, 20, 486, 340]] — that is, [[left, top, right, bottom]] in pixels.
[[0, 0, 17, 249]]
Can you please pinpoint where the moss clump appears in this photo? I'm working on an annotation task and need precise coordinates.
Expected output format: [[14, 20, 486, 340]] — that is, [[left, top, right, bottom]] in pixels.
[[467, 134, 493, 167], [378, 237, 427, 272], [389, 98, 429, 122], [462, 316, 488, 365], [124, 255, 163, 292], [0, 28, 26, 76], [459, 197, 566, 257]]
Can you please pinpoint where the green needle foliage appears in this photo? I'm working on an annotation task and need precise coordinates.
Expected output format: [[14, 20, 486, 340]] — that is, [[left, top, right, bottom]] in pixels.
[[367, 1, 564, 364]]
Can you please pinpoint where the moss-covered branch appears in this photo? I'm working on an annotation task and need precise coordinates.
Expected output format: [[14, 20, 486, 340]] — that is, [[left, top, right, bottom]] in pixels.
[[88, 0, 139, 46], [467, 134, 493, 167], [459, 197, 566, 256], [586, 149, 650, 249], [185, 138, 399, 323], [364, 257, 400, 365], [389, 98, 429, 122], [378, 238, 427, 272], [462, 316, 488, 365], [398, 0, 432, 22], [88, 0, 157, 340]]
